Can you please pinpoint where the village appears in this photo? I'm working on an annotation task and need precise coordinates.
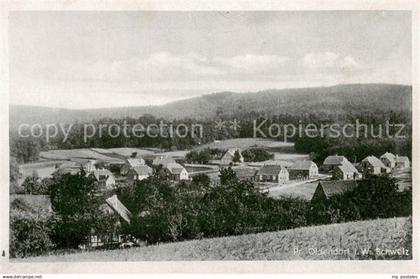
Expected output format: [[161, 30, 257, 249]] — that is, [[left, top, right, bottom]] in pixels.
[[11, 138, 412, 250]]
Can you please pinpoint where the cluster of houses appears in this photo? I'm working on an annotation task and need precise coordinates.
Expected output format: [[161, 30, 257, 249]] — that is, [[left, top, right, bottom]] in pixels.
[[33, 147, 410, 248], [53, 154, 191, 191], [311, 152, 410, 203]]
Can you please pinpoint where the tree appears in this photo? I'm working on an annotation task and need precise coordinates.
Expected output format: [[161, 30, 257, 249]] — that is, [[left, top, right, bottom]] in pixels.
[[219, 167, 237, 185], [9, 157, 22, 194], [232, 150, 242, 163], [48, 173, 106, 248]]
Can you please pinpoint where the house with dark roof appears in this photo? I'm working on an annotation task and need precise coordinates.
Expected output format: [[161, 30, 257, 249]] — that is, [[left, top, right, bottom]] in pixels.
[[166, 163, 189, 181], [120, 158, 146, 175], [322, 155, 349, 171], [395, 155, 410, 169], [311, 180, 357, 203], [380, 152, 396, 169], [256, 164, 289, 184], [90, 194, 132, 248], [233, 167, 258, 181], [360, 155, 390, 175], [220, 148, 244, 165], [288, 160, 318, 179], [127, 165, 153, 182], [332, 160, 362, 180], [88, 169, 116, 190]]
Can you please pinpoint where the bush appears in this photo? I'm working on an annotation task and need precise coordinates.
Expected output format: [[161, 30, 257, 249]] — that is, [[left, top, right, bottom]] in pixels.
[[10, 214, 53, 258], [242, 148, 273, 162]]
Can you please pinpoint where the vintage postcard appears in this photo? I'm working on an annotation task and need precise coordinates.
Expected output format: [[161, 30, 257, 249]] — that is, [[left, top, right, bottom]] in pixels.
[[0, 0, 419, 275]]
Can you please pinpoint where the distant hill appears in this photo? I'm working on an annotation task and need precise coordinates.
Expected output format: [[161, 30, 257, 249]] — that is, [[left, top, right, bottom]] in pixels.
[[10, 84, 411, 127]]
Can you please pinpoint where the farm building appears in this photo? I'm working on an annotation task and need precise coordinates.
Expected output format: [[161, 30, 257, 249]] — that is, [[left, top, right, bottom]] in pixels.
[[127, 165, 153, 182], [166, 163, 189, 181], [322, 155, 350, 171], [89, 169, 116, 189], [360, 155, 390, 175], [233, 167, 258, 181], [311, 180, 357, 203], [256, 164, 289, 184], [332, 160, 362, 180], [380, 152, 396, 168], [152, 156, 176, 168], [220, 148, 244, 165], [120, 158, 146, 175], [395, 155, 410, 168], [288, 160, 318, 179], [89, 194, 132, 248]]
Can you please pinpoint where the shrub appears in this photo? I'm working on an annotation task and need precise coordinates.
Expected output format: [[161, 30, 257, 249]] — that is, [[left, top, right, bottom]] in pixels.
[[10, 214, 53, 258]]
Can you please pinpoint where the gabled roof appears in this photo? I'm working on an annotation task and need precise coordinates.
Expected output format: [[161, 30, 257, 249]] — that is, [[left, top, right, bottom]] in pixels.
[[380, 152, 396, 162], [90, 169, 114, 181], [126, 158, 145, 167], [362, 155, 387, 168], [396, 156, 410, 163], [316, 180, 357, 199], [323, 155, 348, 165], [224, 148, 242, 158], [337, 160, 359, 174], [289, 160, 316, 170], [234, 167, 257, 178], [257, 164, 287, 176], [131, 165, 153, 176], [105, 194, 131, 223], [166, 163, 186, 175]]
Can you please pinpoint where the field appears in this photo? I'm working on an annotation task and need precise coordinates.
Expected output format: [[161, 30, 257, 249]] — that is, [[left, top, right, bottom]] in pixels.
[[195, 138, 294, 151], [18, 217, 411, 261], [18, 161, 65, 185], [268, 180, 319, 200]]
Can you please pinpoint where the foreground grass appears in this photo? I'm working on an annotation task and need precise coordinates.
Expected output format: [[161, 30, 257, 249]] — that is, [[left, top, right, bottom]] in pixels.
[[18, 217, 411, 261]]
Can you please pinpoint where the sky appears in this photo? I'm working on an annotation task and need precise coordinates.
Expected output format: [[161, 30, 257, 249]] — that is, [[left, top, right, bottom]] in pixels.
[[9, 11, 412, 109]]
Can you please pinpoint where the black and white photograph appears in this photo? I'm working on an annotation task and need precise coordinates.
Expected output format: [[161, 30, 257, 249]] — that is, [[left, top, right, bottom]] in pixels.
[[1, 0, 419, 276]]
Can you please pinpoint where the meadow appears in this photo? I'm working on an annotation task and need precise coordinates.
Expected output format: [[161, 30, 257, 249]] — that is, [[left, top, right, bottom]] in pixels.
[[18, 217, 411, 261]]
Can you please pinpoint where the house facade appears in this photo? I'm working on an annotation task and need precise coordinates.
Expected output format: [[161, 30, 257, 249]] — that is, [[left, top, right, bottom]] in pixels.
[[322, 155, 349, 171], [380, 152, 396, 169], [332, 160, 362, 180], [120, 158, 146, 175], [288, 160, 318, 180], [127, 165, 153, 182], [395, 155, 410, 168], [256, 164, 289, 184], [89, 169, 116, 190], [166, 163, 189, 181], [360, 155, 390, 175]]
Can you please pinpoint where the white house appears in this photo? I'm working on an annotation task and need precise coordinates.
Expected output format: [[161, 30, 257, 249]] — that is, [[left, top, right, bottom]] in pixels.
[[395, 155, 410, 168], [288, 160, 318, 179], [220, 148, 244, 165], [380, 152, 396, 169], [89, 169, 116, 190], [256, 164, 289, 184], [120, 158, 146, 175], [360, 155, 390, 175], [166, 163, 189, 181], [127, 165, 153, 182], [332, 160, 362, 180]]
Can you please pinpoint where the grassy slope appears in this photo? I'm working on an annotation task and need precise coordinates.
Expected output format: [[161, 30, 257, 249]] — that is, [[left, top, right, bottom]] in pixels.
[[19, 217, 411, 261]]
